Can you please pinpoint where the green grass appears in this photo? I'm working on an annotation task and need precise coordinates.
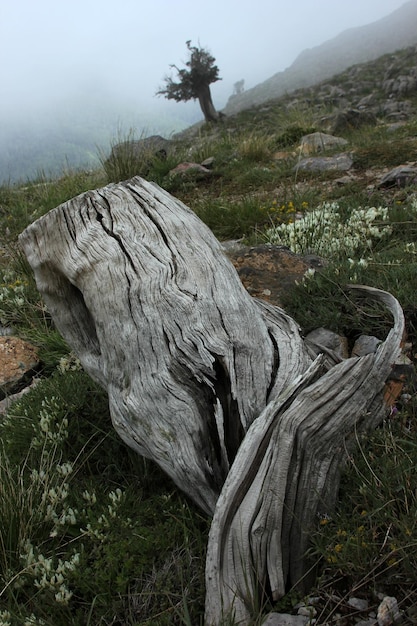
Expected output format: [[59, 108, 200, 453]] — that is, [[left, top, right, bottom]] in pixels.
[[0, 369, 208, 625], [1, 67, 417, 624], [309, 418, 417, 623]]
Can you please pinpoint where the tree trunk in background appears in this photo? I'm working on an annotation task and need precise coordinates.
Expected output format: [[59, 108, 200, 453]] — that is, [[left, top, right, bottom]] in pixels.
[[198, 83, 221, 122], [19, 177, 404, 625]]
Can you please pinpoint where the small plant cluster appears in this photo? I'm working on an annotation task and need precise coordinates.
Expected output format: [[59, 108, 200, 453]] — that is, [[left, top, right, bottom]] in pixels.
[[278, 196, 417, 335], [0, 369, 208, 625], [264, 201, 394, 258], [309, 418, 417, 620], [259, 199, 309, 225], [0, 269, 30, 326]]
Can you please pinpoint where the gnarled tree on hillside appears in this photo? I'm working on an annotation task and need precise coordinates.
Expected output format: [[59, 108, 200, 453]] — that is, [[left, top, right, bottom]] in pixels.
[[157, 40, 222, 123]]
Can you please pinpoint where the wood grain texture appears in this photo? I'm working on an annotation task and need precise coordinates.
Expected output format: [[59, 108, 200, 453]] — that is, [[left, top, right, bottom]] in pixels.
[[206, 287, 403, 624], [19, 178, 404, 625], [19, 177, 284, 514]]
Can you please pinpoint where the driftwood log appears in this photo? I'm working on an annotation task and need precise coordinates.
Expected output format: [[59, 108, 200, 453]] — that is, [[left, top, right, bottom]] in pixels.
[[19, 176, 404, 625]]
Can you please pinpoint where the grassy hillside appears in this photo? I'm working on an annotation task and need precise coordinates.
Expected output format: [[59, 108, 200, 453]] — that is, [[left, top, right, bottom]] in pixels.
[[0, 51, 417, 625]]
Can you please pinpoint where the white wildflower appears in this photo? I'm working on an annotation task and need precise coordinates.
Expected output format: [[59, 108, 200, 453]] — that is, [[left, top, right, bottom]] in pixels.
[[0, 610, 12, 626], [82, 490, 97, 505], [303, 268, 316, 280], [56, 462, 73, 477], [265, 201, 392, 258], [54, 586, 73, 604]]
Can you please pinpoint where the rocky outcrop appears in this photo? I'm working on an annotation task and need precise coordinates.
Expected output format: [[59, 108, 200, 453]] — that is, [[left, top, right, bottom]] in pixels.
[[295, 153, 353, 173], [318, 109, 378, 134], [107, 135, 171, 164], [378, 165, 417, 188], [224, 2, 417, 115]]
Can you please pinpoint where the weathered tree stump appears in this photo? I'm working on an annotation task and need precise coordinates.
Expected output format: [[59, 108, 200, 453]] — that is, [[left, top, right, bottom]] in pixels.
[[19, 177, 404, 625]]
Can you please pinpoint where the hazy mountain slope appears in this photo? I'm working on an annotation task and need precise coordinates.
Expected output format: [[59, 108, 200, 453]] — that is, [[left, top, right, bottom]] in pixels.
[[0, 94, 197, 185], [224, 0, 417, 114]]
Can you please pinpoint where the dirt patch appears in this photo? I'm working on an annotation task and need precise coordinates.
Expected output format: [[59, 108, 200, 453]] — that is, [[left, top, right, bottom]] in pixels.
[[227, 244, 325, 307]]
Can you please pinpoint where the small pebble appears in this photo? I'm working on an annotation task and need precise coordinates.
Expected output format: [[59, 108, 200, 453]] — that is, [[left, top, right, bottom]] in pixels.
[[348, 597, 369, 611], [298, 606, 317, 617], [377, 596, 401, 626]]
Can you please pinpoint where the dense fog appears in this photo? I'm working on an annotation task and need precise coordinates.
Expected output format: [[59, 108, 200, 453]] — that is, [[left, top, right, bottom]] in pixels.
[[0, 0, 409, 183]]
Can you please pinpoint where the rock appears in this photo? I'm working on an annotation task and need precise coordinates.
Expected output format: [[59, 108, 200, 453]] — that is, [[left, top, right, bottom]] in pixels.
[[377, 596, 401, 626], [201, 156, 215, 169], [305, 328, 349, 360], [383, 73, 417, 97], [318, 108, 377, 134], [262, 614, 308, 626], [357, 93, 378, 108], [300, 132, 348, 155], [0, 336, 40, 399], [107, 135, 170, 163], [352, 335, 382, 357], [381, 99, 412, 120], [351, 335, 415, 406], [297, 605, 317, 617], [0, 377, 41, 415], [0, 325, 14, 337], [386, 122, 408, 133], [378, 165, 417, 188], [348, 597, 369, 612], [334, 174, 355, 185], [168, 162, 211, 178], [294, 153, 353, 172]]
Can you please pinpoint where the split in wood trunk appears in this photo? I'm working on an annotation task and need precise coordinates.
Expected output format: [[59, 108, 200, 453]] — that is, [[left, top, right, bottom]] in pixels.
[[18, 177, 404, 625]]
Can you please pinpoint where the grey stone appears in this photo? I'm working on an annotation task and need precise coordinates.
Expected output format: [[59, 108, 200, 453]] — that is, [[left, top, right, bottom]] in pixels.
[[305, 328, 349, 360], [300, 132, 348, 155], [294, 153, 353, 172], [377, 596, 401, 626], [0, 378, 41, 415], [201, 156, 215, 168], [318, 108, 377, 134], [0, 325, 14, 337], [357, 93, 378, 108], [348, 597, 369, 611], [378, 165, 417, 188], [297, 605, 317, 617], [107, 135, 170, 163], [352, 335, 381, 357]]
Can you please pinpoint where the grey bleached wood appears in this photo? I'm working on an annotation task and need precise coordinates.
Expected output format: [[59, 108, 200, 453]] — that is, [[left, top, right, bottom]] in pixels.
[[19, 176, 308, 515], [205, 286, 404, 625], [18, 177, 404, 625]]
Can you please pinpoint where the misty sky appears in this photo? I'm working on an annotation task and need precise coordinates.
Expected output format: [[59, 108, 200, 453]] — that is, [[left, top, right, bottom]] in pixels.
[[0, 0, 410, 123]]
